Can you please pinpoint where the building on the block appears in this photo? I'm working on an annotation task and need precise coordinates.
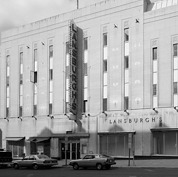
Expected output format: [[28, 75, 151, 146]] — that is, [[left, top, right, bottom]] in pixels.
[[1, 0, 178, 159]]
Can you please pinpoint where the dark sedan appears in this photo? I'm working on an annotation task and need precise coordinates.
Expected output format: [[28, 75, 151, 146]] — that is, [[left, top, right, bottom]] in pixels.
[[69, 154, 116, 170], [12, 154, 58, 170]]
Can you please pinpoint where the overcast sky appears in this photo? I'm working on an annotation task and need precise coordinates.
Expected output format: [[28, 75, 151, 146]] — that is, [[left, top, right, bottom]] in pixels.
[[0, 0, 103, 33]]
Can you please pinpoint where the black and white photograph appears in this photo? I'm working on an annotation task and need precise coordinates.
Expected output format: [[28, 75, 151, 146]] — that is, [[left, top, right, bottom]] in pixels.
[[1, 0, 178, 176]]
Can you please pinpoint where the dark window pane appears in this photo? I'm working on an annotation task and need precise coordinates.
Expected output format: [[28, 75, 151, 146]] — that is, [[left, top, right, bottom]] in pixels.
[[7, 77, 9, 86], [124, 28, 129, 42], [84, 38, 88, 50], [174, 82, 178, 94], [6, 108, 9, 117], [124, 97, 129, 110], [103, 98, 107, 111], [20, 52, 23, 64], [153, 84, 157, 96], [20, 74, 23, 84], [33, 105, 37, 116], [34, 71, 37, 83], [49, 45, 53, 58], [66, 42, 69, 54], [6, 55, 10, 67], [173, 44, 178, 57], [83, 100, 88, 113], [49, 104, 52, 115], [103, 60, 107, 72], [153, 47, 157, 60], [49, 69, 53, 80], [19, 106, 23, 117], [125, 56, 129, 69], [103, 33, 107, 46]]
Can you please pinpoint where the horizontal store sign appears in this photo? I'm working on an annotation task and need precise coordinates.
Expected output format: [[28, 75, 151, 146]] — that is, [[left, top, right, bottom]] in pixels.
[[108, 116, 162, 124]]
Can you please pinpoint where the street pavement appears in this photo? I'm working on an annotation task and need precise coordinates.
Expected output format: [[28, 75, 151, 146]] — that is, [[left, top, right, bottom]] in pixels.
[[57, 158, 178, 168]]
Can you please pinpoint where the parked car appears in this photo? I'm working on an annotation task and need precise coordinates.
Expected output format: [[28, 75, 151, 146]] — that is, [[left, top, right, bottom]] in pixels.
[[69, 154, 116, 170], [0, 149, 12, 168], [12, 154, 58, 170]]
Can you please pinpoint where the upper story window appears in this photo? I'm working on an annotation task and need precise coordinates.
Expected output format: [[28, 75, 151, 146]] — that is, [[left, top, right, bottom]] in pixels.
[[124, 28, 129, 42], [153, 47, 158, 60], [173, 44, 178, 57]]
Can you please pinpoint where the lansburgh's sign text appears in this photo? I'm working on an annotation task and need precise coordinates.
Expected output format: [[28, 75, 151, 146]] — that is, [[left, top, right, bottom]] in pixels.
[[109, 116, 162, 124]]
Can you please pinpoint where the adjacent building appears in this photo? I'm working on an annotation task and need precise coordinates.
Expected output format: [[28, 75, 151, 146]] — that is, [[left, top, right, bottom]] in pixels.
[[1, 0, 178, 159]]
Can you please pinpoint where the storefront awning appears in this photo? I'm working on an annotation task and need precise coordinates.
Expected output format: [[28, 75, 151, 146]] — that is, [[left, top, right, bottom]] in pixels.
[[98, 131, 136, 135], [151, 128, 178, 132], [6, 137, 25, 141], [28, 137, 50, 142]]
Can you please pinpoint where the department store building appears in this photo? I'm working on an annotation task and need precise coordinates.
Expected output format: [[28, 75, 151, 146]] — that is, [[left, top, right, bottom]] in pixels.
[[1, 0, 178, 159]]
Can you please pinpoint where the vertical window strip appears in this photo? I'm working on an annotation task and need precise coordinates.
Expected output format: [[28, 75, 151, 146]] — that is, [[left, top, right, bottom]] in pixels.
[[6, 55, 10, 117], [83, 37, 88, 112], [49, 45, 53, 115], [103, 33, 108, 111], [152, 47, 158, 108], [19, 51, 23, 117], [173, 43, 178, 106], [33, 48, 38, 115], [66, 42, 70, 113], [124, 28, 129, 110]]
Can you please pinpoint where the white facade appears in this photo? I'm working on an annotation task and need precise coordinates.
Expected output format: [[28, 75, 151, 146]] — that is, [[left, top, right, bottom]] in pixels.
[[1, 0, 178, 159]]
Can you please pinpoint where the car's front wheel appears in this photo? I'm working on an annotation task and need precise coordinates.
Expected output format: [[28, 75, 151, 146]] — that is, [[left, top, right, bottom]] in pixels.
[[33, 164, 39, 170], [73, 163, 79, 170], [96, 163, 103, 170], [14, 163, 19, 169]]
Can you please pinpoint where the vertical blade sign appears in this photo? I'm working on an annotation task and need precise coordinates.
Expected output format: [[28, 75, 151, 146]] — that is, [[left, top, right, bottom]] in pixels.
[[69, 20, 78, 117]]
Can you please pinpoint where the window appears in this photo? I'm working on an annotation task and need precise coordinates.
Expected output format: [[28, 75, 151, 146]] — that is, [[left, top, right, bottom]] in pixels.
[[49, 69, 53, 80], [174, 44, 178, 57], [83, 100, 88, 113], [174, 82, 178, 94], [124, 56, 129, 69], [124, 28, 129, 42], [83, 38, 88, 113], [84, 38, 88, 50], [124, 97, 129, 110], [103, 98, 107, 112], [153, 84, 157, 96], [103, 60, 107, 72], [153, 47, 157, 60], [49, 45, 53, 58], [103, 33, 107, 46], [34, 71, 37, 83], [66, 42, 70, 113], [49, 104, 52, 115]]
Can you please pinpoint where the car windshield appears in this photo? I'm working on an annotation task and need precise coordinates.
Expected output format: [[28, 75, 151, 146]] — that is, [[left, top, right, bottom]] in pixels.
[[37, 155, 49, 159], [99, 154, 110, 158]]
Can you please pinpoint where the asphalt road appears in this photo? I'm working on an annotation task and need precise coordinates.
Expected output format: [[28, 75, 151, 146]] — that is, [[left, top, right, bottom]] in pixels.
[[1, 167, 178, 177]]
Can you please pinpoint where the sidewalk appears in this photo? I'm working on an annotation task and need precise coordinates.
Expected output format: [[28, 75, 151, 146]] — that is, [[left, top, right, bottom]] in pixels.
[[57, 159, 178, 168]]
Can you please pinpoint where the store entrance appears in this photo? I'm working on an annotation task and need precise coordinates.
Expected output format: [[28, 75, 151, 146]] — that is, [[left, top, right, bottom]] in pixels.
[[61, 141, 80, 160]]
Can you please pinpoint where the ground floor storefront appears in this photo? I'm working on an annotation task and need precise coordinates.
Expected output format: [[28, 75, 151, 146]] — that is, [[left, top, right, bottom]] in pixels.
[[1, 108, 178, 158]]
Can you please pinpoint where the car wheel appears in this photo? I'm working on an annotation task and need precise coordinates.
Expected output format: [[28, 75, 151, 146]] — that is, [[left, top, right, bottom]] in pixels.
[[96, 163, 103, 170], [73, 163, 79, 170], [14, 164, 19, 169], [33, 164, 39, 170]]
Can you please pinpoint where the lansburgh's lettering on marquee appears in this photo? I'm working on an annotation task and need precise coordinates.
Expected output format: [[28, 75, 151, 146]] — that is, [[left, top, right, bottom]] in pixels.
[[109, 117, 162, 124], [69, 20, 78, 115]]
